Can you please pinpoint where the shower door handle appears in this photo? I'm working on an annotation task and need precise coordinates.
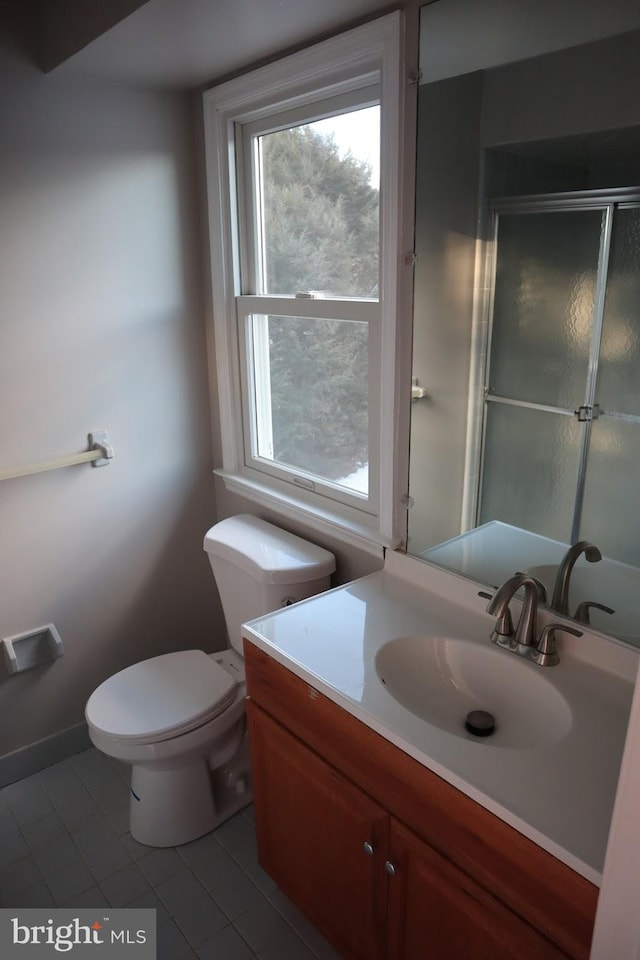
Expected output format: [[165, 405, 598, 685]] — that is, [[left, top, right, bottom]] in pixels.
[[574, 403, 600, 421]]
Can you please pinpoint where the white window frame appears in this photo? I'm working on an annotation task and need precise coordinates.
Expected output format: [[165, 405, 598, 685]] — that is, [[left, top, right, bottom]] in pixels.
[[203, 13, 406, 555]]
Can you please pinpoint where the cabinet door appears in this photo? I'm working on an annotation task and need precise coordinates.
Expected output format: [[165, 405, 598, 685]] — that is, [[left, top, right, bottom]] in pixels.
[[247, 701, 388, 960], [387, 819, 567, 960]]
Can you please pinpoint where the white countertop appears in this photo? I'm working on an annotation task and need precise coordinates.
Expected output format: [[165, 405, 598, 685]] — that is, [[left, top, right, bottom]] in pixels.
[[243, 551, 638, 886]]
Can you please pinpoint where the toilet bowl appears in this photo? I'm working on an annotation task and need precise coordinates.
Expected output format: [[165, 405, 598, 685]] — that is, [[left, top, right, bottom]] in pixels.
[[85, 515, 335, 847]]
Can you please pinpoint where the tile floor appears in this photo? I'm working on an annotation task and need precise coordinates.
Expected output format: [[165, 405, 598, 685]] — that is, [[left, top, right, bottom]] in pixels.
[[0, 748, 341, 959]]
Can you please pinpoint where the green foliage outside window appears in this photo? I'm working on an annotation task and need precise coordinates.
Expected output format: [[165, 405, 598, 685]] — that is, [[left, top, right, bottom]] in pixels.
[[261, 124, 379, 485]]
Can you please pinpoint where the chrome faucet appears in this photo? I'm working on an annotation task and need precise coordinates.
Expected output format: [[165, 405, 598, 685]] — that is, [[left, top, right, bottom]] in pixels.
[[550, 541, 601, 616], [486, 573, 540, 654]]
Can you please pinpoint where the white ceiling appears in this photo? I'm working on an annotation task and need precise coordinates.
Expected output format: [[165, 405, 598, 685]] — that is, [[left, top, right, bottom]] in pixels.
[[48, 0, 640, 92], [52, 0, 397, 90], [419, 0, 640, 83]]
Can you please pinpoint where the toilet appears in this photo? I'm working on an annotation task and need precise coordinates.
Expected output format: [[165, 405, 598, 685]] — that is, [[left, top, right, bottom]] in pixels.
[[85, 515, 335, 847]]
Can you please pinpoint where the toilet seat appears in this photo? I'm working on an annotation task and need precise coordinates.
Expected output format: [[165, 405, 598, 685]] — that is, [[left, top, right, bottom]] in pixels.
[[85, 650, 237, 745]]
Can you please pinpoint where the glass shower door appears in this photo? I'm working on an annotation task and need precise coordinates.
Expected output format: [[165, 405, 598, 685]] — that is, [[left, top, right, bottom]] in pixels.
[[479, 205, 610, 541], [580, 204, 640, 566]]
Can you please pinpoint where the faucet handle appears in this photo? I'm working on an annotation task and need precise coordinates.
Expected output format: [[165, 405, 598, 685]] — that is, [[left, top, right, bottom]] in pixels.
[[534, 623, 583, 666], [479, 590, 514, 646], [574, 601, 615, 624]]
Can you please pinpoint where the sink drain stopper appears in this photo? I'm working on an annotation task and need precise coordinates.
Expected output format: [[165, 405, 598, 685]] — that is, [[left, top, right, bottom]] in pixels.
[[465, 710, 496, 737]]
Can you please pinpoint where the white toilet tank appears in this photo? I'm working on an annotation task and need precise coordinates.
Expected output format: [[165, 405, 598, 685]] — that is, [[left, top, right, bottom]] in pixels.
[[203, 515, 336, 654]]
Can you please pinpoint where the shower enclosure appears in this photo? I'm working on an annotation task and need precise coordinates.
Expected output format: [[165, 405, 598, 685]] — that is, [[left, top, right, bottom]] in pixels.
[[475, 190, 640, 567]]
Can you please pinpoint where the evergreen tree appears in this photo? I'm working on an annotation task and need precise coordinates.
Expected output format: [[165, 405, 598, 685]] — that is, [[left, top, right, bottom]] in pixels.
[[262, 125, 379, 297], [260, 123, 378, 485]]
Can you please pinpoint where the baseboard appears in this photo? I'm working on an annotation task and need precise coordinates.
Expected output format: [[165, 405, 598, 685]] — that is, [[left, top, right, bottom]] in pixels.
[[0, 722, 91, 787]]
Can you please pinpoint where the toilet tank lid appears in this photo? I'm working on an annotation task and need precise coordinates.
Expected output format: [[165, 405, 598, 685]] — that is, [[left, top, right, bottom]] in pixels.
[[203, 515, 335, 584]]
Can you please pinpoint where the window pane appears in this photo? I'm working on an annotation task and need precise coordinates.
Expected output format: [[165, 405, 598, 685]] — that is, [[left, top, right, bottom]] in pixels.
[[257, 106, 380, 298], [248, 314, 369, 494]]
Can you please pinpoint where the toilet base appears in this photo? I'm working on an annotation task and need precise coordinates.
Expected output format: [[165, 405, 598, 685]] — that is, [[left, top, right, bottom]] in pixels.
[[129, 758, 252, 847], [130, 759, 215, 847], [128, 727, 253, 847]]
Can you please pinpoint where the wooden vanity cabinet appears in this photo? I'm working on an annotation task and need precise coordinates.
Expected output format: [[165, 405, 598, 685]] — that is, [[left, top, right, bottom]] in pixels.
[[248, 703, 388, 960], [387, 819, 567, 960], [244, 641, 597, 960]]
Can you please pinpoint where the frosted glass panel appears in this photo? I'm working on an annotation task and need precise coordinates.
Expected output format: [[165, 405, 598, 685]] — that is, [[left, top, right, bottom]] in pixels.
[[489, 210, 605, 409], [581, 418, 640, 567], [596, 207, 640, 417], [479, 403, 582, 542]]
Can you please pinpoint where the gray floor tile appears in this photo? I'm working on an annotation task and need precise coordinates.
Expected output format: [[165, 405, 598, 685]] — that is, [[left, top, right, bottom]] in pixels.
[[105, 757, 130, 783], [1, 773, 43, 807], [70, 815, 133, 881], [61, 885, 111, 908], [89, 848, 136, 883], [197, 923, 259, 960], [138, 847, 184, 887], [121, 832, 150, 861], [177, 833, 221, 871], [213, 809, 254, 853], [10, 791, 55, 828], [0, 854, 44, 899], [72, 751, 131, 816], [215, 822, 277, 896], [0, 806, 18, 838], [34, 834, 82, 878], [128, 889, 173, 928], [99, 863, 151, 907], [36, 760, 79, 795], [105, 807, 131, 836], [266, 889, 341, 959], [234, 897, 299, 954], [20, 811, 68, 852], [1, 880, 55, 908], [195, 846, 263, 921], [2, 757, 331, 960], [70, 748, 115, 782], [155, 868, 210, 917], [258, 926, 318, 960], [52, 789, 101, 830], [0, 829, 30, 867], [93, 779, 130, 813], [294, 924, 342, 960], [70, 812, 116, 851], [47, 858, 95, 906], [174, 894, 229, 949], [157, 919, 199, 960]]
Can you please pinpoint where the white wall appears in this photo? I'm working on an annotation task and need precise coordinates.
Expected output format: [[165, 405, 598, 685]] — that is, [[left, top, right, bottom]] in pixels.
[[0, 4, 220, 767]]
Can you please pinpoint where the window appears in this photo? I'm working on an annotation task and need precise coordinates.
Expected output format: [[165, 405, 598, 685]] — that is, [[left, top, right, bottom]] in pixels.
[[203, 14, 405, 552]]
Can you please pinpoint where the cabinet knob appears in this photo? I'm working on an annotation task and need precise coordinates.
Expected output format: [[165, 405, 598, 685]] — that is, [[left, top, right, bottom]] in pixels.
[[363, 841, 374, 856], [384, 860, 396, 876]]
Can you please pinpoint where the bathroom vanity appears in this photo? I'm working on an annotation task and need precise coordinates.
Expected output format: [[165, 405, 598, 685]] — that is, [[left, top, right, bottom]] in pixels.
[[242, 552, 637, 959]]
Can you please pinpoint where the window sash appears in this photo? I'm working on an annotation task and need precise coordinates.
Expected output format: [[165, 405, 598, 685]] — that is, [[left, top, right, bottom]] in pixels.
[[236, 85, 381, 299], [236, 295, 380, 515]]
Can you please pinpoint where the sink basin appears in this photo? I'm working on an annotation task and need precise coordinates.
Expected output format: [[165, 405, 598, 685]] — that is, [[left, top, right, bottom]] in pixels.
[[375, 636, 572, 748]]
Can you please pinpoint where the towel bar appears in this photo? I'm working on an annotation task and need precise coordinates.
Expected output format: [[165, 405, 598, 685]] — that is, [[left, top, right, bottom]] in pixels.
[[0, 430, 114, 481]]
